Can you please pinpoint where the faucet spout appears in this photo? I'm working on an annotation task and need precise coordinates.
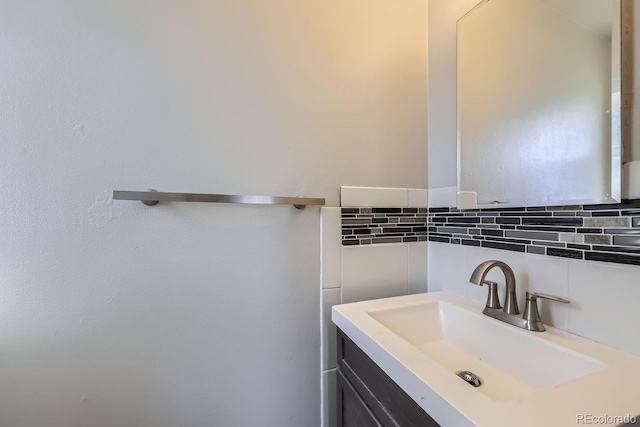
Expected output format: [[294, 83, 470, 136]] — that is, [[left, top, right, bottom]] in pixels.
[[469, 260, 519, 315]]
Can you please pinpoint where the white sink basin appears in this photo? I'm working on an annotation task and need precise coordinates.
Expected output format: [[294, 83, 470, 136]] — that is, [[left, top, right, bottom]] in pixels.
[[333, 292, 640, 427], [368, 300, 604, 402]]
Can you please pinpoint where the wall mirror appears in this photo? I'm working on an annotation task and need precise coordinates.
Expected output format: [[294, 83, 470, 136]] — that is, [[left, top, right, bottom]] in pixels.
[[457, 0, 622, 209]]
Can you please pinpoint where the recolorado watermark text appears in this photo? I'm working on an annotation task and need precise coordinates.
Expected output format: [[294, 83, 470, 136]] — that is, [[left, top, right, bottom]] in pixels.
[[576, 414, 637, 425]]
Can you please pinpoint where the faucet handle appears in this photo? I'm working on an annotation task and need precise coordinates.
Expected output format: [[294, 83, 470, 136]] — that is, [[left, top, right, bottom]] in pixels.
[[523, 292, 570, 332], [482, 280, 501, 309], [527, 292, 570, 304]]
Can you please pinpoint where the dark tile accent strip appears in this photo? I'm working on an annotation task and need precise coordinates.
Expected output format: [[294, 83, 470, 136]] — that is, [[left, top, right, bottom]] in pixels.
[[371, 208, 402, 214], [517, 225, 577, 233], [590, 210, 621, 217], [342, 219, 370, 225], [481, 240, 526, 252], [342, 206, 428, 246], [583, 199, 640, 210], [592, 245, 640, 255], [505, 230, 559, 241], [341, 208, 360, 214], [446, 217, 481, 224], [577, 228, 603, 234], [591, 245, 640, 254], [372, 237, 403, 244], [484, 236, 531, 245], [496, 217, 521, 225], [527, 246, 546, 255], [371, 218, 389, 224], [547, 248, 583, 259], [605, 228, 640, 234], [481, 229, 504, 237], [353, 229, 373, 235], [585, 251, 640, 266], [613, 235, 640, 247], [343, 200, 640, 268], [552, 211, 577, 217], [522, 217, 583, 226], [438, 227, 470, 234], [480, 207, 526, 212], [383, 227, 412, 233], [500, 211, 553, 217], [547, 205, 581, 211], [532, 240, 566, 248], [567, 244, 590, 251]]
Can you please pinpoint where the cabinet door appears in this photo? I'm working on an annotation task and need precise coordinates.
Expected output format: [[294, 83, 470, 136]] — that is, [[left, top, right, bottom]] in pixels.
[[337, 329, 440, 427], [337, 369, 383, 427]]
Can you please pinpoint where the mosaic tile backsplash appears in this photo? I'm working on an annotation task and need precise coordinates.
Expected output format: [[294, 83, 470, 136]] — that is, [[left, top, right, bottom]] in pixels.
[[342, 199, 640, 267], [341, 208, 428, 245]]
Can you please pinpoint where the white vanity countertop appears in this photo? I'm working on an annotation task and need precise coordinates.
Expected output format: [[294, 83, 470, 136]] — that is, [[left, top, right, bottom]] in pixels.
[[332, 292, 640, 427]]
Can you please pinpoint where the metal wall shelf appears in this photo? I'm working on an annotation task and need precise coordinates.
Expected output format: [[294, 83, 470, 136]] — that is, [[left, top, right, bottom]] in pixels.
[[113, 189, 325, 209]]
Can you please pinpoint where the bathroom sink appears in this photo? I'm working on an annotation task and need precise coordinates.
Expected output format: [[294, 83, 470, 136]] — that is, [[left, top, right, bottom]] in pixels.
[[368, 300, 604, 402], [333, 292, 640, 427]]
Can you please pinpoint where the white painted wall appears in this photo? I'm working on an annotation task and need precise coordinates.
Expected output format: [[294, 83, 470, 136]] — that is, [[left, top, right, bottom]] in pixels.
[[427, 0, 640, 356], [0, 1, 428, 426]]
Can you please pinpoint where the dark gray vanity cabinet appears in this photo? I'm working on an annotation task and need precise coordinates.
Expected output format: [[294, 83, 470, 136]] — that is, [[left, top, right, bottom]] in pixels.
[[336, 329, 440, 427]]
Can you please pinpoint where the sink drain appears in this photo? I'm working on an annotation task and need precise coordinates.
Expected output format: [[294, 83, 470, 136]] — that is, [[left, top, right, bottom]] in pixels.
[[458, 371, 481, 387]]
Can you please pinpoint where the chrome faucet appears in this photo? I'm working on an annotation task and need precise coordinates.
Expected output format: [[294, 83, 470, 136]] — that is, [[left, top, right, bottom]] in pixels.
[[469, 260, 519, 315], [469, 260, 570, 332]]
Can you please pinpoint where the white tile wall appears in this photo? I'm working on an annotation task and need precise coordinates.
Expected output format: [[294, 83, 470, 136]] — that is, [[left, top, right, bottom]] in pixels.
[[567, 260, 640, 356], [320, 207, 342, 427], [322, 369, 337, 427], [428, 240, 640, 356], [428, 242, 570, 329], [321, 208, 342, 289], [427, 241, 468, 297], [340, 186, 409, 207], [341, 186, 431, 208], [408, 242, 429, 294], [321, 185, 430, 426], [342, 244, 409, 303], [408, 189, 429, 207], [464, 244, 570, 330], [321, 288, 341, 371], [427, 186, 457, 208]]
